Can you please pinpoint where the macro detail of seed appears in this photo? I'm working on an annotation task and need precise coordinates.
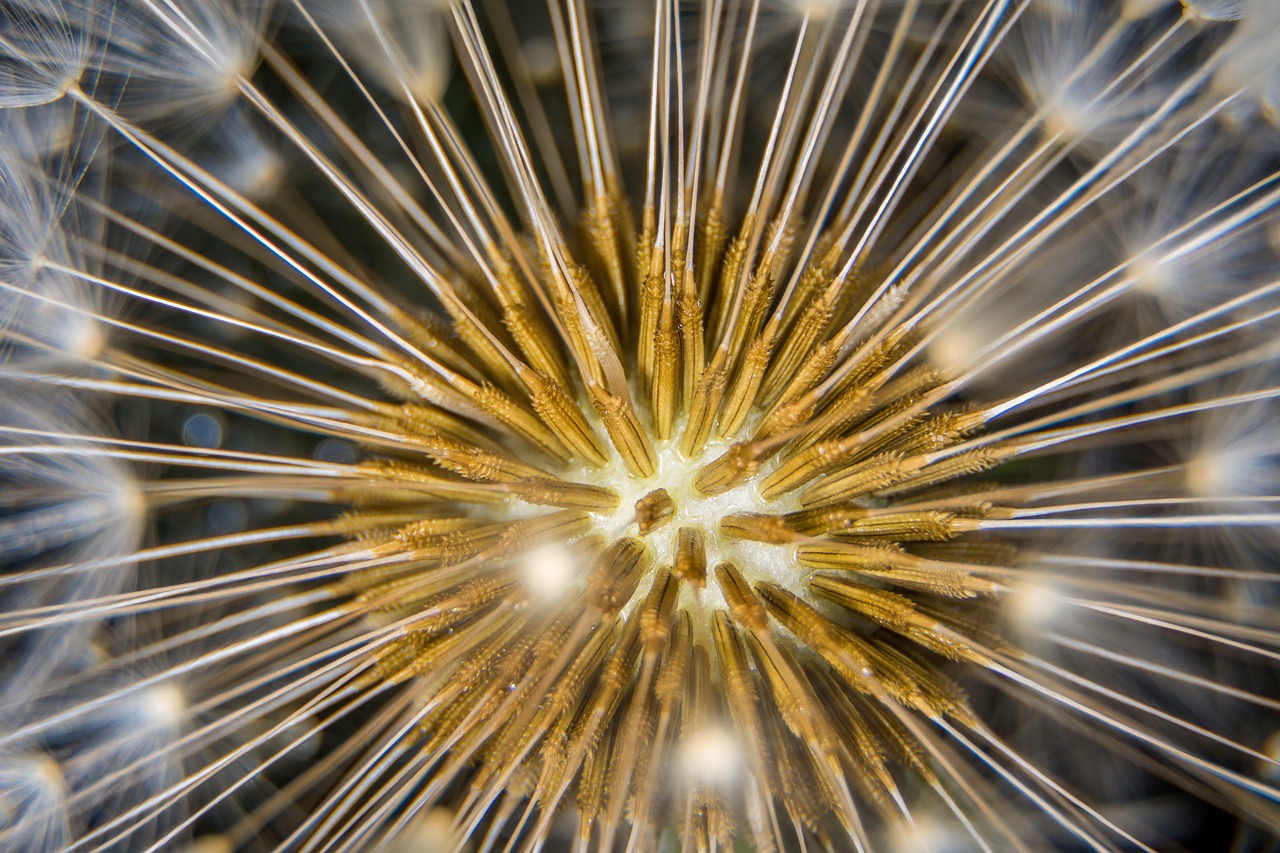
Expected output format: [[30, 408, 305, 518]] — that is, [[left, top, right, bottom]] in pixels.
[[2, 1, 1279, 852], [634, 488, 676, 536]]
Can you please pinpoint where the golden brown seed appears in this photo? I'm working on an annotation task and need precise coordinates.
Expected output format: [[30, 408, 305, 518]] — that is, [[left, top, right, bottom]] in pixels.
[[851, 560, 997, 599], [389, 307, 479, 380], [365, 613, 498, 689], [756, 583, 874, 686], [553, 288, 606, 389], [717, 327, 776, 439], [682, 645, 738, 850], [877, 446, 1013, 496], [710, 232, 749, 342], [358, 459, 501, 504], [498, 511, 594, 554], [651, 296, 680, 440], [506, 477, 621, 511], [635, 488, 676, 535], [800, 452, 927, 506], [714, 562, 769, 634], [639, 567, 680, 650], [762, 288, 835, 402], [368, 401, 482, 446], [808, 574, 916, 631], [694, 441, 764, 496], [585, 537, 649, 616], [911, 538, 1021, 566], [753, 395, 817, 444], [767, 710, 827, 833], [873, 636, 980, 725], [582, 192, 629, 332], [759, 433, 864, 499], [744, 635, 812, 740], [467, 379, 572, 463], [680, 349, 729, 457], [422, 436, 550, 483], [637, 267, 663, 392], [564, 622, 641, 825], [793, 384, 876, 451], [564, 257, 622, 353], [695, 202, 727, 303], [654, 611, 694, 704], [391, 520, 506, 562], [523, 369, 610, 467], [843, 324, 918, 390], [541, 622, 620, 736], [891, 410, 986, 457], [803, 665, 898, 801], [725, 269, 774, 369], [834, 509, 980, 542], [876, 364, 945, 410], [674, 527, 708, 589], [718, 512, 798, 544], [785, 249, 836, 325], [365, 568, 518, 618], [766, 338, 839, 417], [504, 302, 571, 390], [795, 540, 906, 573], [782, 504, 867, 536], [678, 268, 706, 414], [808, 573, 991, 666], [338, 512, 477, 542], [587, 383, 657, 479], [445, 303, 524, 394]]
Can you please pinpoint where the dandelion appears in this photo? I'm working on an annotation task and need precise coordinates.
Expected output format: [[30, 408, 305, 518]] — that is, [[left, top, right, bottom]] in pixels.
[[1, 0, 1278, 851]]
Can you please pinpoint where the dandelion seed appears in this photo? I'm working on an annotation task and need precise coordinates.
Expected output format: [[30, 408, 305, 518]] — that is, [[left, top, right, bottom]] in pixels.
[[1, 0, 1279, 851]]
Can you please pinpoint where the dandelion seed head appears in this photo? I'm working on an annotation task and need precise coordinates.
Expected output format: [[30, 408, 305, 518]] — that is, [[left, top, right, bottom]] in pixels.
[[1, 0, 1279, 850]]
